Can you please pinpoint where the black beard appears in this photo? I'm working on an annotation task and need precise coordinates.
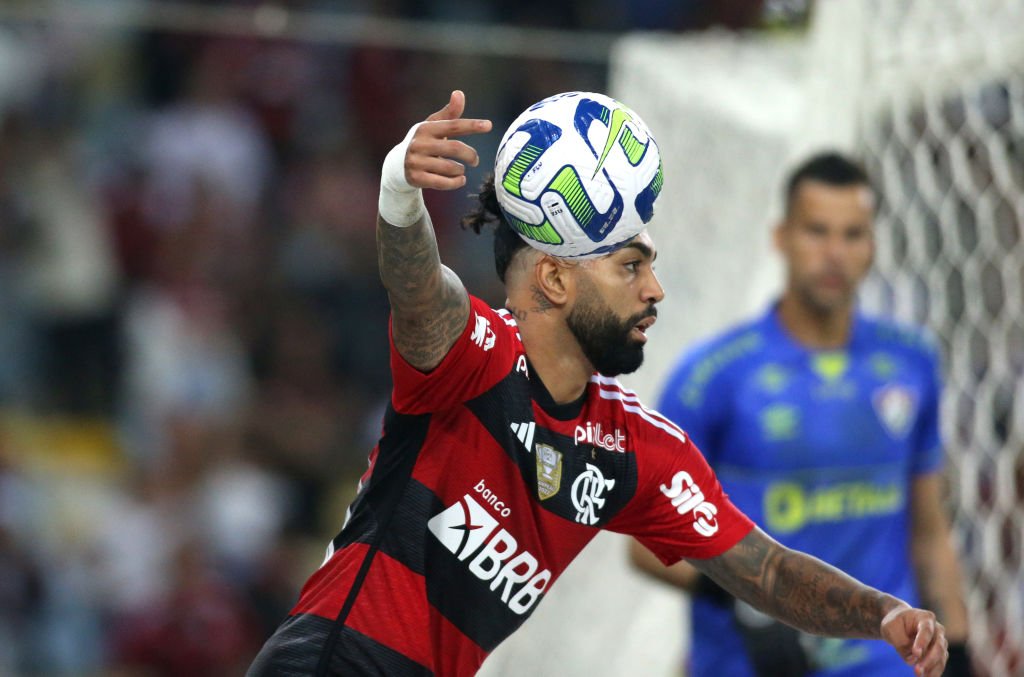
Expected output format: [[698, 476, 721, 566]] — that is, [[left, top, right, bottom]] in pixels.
[[567, 297, 656, 377]]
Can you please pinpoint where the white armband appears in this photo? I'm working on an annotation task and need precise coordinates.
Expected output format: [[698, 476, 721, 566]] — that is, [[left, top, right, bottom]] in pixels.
[[378, 122, 426, 228]]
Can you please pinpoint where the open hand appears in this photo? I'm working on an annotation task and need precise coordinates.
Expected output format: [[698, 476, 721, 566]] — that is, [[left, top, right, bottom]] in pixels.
[[881, 605, 948, 677], [404, 90, 492, 191]]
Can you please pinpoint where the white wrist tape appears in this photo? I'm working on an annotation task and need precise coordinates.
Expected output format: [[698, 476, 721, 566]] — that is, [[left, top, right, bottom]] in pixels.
[[379, 122, 426, 228]]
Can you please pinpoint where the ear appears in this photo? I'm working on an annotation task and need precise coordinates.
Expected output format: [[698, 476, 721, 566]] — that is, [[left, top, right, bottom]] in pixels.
[[533, 255, 574, 307], [772, 219, 787, 254]]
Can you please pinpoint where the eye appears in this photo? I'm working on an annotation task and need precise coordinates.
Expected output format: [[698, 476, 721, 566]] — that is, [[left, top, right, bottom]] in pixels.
[[846, 226, 870, 242], [625, 261, 641, 273]]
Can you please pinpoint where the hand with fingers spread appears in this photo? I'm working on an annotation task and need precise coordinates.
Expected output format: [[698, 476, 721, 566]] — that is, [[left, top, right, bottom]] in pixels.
[[378, 90, 492, 228], [881, 605, 949, 677]]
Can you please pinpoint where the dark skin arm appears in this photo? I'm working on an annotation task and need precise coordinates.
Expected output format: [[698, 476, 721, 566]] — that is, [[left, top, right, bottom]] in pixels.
[[691, 527, 949, 677], [377, 91, 492, 370], [909, 474, 969, 641]]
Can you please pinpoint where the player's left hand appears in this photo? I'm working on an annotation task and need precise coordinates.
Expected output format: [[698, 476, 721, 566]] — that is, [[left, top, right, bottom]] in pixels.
[[880, 605, 948, 677]]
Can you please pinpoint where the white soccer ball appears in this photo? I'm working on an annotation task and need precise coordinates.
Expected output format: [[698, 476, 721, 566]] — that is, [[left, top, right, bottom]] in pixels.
[[494, 91, 663, 258]]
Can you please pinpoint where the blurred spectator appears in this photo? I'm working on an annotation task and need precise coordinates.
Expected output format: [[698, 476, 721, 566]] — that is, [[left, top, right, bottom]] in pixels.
[[0, 1, 784, 673], [0, 443, 45, 675], [0, 528, 43, 674], [112, 540, 261, 676], [140, 41, 272, 234]]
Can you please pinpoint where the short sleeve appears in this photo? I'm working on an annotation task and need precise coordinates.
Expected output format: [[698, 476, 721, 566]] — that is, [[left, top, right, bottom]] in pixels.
[[610, 432, 754, 564], [910, 341, 944, 476], [390, 296, 521, 414]]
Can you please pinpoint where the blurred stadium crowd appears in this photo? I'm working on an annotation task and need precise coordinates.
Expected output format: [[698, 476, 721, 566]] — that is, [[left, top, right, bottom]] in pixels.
[[0, 1, 783, 674]]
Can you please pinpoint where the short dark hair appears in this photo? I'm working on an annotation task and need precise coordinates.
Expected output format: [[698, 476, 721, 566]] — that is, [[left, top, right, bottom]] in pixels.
[[462, 174, 529, 283], [784, 151, 872, 215]]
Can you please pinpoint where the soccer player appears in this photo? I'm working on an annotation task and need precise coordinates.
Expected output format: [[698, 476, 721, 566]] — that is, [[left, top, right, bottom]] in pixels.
[[248, 93, 949, 676], [630, 152, 970, 676]]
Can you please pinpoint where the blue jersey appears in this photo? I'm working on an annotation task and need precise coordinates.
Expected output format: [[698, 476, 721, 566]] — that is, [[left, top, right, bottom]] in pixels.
[[658, 304, 944, 677]]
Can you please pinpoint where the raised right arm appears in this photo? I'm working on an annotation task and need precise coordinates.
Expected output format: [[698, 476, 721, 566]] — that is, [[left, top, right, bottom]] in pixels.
[[376, 90, 492, 371]]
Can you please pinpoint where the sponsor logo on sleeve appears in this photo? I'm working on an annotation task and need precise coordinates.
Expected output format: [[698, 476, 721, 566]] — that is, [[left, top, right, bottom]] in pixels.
[[471, 313, 496, 351], [571, 463, 616, 525], [660, 470, 719, 537]]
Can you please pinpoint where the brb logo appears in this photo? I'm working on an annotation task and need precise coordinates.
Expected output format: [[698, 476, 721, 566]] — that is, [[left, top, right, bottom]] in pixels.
[[660, 471, 719, 537], [574, 422, 626, 452], [571, 463, 616, 525], [427, 483, 551, 615]]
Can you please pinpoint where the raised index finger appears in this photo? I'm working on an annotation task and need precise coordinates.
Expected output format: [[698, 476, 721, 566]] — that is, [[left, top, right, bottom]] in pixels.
[[418, 118, 492, 140]]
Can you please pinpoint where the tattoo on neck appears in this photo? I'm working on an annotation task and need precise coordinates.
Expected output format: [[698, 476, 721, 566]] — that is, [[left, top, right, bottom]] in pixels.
[[506, 305, 527, 322], [530, 285, 554, 313]]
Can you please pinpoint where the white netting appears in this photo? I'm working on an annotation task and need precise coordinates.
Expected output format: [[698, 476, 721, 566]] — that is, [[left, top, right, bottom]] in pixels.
[[606, 2, 1022, 676], [832, 1, 1024, 674]]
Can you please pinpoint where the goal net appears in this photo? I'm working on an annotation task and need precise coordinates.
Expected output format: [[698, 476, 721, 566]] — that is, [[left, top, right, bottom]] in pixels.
[[605, 1, 1022, 675], [837, 3, 1024, 675]]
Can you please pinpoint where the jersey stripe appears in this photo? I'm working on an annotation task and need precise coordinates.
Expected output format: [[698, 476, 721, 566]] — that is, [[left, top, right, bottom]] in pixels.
[[248, 614, 433, 676], [590, 376, 689, 435], [595, 387, 688, 444]]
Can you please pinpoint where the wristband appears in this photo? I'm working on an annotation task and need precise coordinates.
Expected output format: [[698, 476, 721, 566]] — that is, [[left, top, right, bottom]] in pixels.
[[379, 122, 426, 227]]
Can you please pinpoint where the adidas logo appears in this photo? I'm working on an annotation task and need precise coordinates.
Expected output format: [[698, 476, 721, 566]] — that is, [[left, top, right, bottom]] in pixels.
[[510, 421, 536, 452]]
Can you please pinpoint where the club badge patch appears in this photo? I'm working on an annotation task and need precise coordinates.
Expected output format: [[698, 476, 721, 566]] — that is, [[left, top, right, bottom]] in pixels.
[[873, 384, 918, 438], [535, 444, 563, 500]]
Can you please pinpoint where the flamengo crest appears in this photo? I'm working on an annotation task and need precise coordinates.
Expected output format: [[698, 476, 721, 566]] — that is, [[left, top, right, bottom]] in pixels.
[[571, 463, 615, 525]]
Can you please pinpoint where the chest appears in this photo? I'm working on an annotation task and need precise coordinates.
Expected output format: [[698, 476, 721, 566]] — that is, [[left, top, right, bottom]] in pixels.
[[719, 350, 928, 471]]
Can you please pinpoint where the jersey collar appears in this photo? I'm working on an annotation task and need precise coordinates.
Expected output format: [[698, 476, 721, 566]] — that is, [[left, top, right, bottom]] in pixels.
[[762, 301, 868, 356], [525, 359, 588, 421]]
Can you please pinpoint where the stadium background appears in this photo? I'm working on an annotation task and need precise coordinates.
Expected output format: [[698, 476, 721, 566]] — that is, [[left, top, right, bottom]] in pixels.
[[0, 1, 1019, 675]]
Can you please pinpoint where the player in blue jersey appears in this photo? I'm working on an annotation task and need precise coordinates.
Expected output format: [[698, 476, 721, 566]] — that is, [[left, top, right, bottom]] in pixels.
[[630, 152, 971, 676]]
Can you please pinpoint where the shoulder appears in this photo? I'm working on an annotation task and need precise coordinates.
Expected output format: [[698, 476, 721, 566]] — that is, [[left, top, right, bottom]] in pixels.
[[470, 298, 525, 349], [590, 375, 690, 449], [661, 315, 769, 409], [858, 314, 941, 364]]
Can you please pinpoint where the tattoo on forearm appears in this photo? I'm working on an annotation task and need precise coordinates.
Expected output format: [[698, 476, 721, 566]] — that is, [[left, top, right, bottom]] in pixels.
[[377, 214, 440, 298], [377, 215, 469, 369], [695, 530, 899, 639]]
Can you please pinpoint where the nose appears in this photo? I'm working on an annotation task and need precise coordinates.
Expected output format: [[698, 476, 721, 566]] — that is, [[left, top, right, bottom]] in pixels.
[[644, 269, 666, 305], [824, 231, 850, 264]]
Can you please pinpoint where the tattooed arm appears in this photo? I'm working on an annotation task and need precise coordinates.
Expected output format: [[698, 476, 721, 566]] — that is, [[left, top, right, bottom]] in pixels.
[[377, 91, 492, 371], [691, 527, 949, 677]]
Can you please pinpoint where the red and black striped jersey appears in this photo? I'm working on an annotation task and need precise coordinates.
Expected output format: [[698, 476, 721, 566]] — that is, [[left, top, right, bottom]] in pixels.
[[249, 296, 754, 676]]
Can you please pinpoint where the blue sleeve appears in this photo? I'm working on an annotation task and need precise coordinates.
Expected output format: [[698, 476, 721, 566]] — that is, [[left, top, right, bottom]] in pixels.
[[910, 340, 944, 476], [656, 345, 730, 465]]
